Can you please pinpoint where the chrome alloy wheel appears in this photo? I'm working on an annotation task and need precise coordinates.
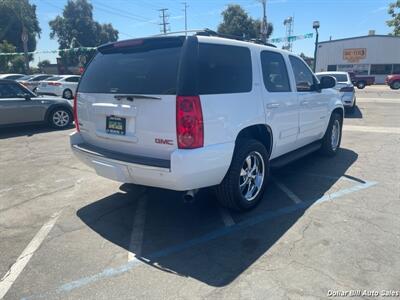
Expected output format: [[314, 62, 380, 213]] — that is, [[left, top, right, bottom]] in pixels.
[[52, 110, 70, 127], [239, 151, 265, 202], [331, 119, 340, 151]]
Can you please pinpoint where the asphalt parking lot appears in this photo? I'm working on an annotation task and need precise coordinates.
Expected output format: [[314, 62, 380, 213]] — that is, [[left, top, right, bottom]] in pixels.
[[0, 86, 399, 300]]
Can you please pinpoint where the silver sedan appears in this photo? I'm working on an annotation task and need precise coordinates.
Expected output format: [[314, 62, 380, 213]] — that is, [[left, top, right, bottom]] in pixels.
[[0, 80, 74, 129]]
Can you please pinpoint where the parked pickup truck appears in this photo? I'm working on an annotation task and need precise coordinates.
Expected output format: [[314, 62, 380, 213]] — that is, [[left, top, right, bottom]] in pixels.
[[70, 33, 343, 211], [348, 72, 375, 89], [385, 74, 400, 90]]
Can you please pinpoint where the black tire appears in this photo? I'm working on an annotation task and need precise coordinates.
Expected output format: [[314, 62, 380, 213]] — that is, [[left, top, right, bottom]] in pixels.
[[356, 81, 366, 89], [215, 139, 269, 211], [62, 89, 73, 99], [390, 80, 400, 90], [48, 107, 73, 129], [319, 112, 342, 156]]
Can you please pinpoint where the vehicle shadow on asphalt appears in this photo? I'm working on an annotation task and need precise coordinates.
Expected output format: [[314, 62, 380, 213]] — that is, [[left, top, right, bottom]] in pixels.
[[77, 148, 358, 287], [0, 124, 74, 139], [345, 106, 363, 119]]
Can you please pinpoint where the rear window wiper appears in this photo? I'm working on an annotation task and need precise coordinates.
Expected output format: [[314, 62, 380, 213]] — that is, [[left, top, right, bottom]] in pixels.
[[114, 94, 161, 101]]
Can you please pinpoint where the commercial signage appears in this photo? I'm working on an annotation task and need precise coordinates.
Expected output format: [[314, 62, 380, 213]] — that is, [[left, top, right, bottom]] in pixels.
[[343, 48, 367, 62]]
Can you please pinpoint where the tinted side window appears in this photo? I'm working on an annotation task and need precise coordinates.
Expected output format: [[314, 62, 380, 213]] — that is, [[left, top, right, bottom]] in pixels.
[[32, 75, 51, 81], [289, 56, 316, 92], [198, 43, 252, 94], [65, 77, 80, 82], [260, 51, 291, 92], [0, 83, 26, 99], [7, 75, 23, 80]]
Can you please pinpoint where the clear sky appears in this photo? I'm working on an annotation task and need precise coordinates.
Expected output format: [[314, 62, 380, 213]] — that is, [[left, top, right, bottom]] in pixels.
[[30, 0, 394, 65]]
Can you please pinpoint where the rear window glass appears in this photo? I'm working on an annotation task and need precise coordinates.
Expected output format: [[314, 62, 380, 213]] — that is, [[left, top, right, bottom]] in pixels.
[[32, 75, 51, 81], [78, 46, 182, 95], [318, 74, 348, 82], [19, 75, 33, 81], [198, 43, 252, 94]]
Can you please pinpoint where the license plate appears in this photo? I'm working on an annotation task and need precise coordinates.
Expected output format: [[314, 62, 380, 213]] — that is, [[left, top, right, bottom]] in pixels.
[[106, 116, 126, 135]]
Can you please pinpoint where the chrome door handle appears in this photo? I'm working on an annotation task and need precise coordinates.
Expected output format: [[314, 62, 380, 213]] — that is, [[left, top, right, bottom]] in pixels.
[[267, 103, 280, 109], [301, 100, 309, 105]]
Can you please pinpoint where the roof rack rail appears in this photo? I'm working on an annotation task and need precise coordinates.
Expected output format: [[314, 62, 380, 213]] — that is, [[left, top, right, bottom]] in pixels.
[[153, 28, 277, 48], [152, 29, 205, 37], [195, 28, 277, 48]]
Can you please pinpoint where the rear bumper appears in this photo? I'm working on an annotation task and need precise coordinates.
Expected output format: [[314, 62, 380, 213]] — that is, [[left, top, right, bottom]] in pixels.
[[341, 92, 355, 107], [70, 132, 234, 191]]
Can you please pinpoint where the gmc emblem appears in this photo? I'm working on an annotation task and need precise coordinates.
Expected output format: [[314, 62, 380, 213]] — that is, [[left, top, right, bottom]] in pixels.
[[155, 138, 174, 145]]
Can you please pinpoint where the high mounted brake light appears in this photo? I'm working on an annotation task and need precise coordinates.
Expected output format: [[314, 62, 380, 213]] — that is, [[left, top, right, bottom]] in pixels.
[[176, 96, 204, 149], [113, 39, 144, 48]]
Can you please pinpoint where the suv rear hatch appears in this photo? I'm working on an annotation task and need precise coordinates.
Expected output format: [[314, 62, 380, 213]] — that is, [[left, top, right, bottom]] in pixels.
[[76, 37, 187, 160]]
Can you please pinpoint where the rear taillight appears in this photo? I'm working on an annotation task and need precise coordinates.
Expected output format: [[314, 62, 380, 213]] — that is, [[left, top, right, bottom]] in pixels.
[[340, 86, 354, 92], [48, 82, 61, 86], [73, 94, 80, 132], [176, 96, 204, 149]]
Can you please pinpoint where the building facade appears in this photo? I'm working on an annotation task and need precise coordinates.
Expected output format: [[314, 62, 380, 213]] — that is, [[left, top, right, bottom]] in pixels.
[[315, 34, 400, 84]]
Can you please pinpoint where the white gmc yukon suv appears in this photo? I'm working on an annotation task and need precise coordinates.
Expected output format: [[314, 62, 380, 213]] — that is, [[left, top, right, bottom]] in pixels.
[[70, 33, 343, 211]]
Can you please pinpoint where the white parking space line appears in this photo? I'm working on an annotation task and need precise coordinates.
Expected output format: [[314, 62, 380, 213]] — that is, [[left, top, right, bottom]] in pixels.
[[343, 125, 400, 134], [0, 210, 62, 299], [272, 178, 302, 204], [127, 195, 147, 262], [357, 98, 400, 104], [218, 206, 235, 227]]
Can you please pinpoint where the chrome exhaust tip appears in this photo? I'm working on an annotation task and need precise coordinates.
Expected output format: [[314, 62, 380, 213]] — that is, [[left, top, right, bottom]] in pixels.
[[183, 189, 199, 203]]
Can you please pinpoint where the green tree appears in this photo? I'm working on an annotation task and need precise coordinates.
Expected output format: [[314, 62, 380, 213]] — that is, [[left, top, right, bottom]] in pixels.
[[38, 59, 51, 71], [0, 40, 16, 72], [299, 52, 314, 68], [0, 0, 41, 52], [217, 5, 273, 40], [387, 0, 400, 35], [49, 0, 118, 67], [0, 40, 26, 73]]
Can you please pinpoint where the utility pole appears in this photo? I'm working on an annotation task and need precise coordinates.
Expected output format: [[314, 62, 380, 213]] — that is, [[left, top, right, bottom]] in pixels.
[[283, 16, 294, 51], [158, 8, 170, 35], [182, 2, 188, 35], [312, 21, 320, 72], [260, 0, 267, 43], [21, 26, 29, 74]]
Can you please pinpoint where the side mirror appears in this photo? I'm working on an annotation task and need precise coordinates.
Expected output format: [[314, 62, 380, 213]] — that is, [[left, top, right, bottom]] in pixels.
[[17, 93, 31, 100], [319, 76, 336, 89]]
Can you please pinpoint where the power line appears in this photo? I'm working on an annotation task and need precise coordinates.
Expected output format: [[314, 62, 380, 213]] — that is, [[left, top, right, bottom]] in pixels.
[[93, 3, 157, 24], [259, 0, 268, 42], [93, 0, 151, 22]]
